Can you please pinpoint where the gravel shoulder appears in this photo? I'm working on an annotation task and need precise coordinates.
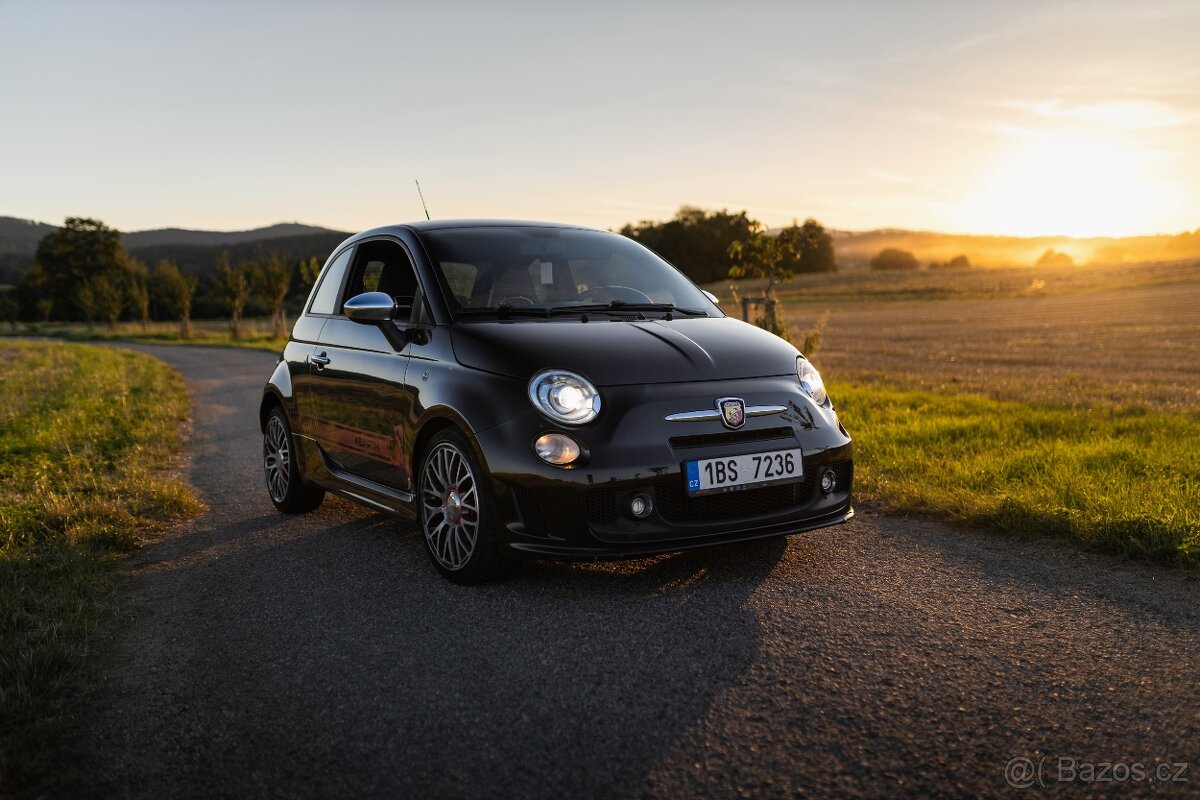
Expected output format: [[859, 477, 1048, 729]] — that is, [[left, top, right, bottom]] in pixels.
[[62, 344, 1200, 799]]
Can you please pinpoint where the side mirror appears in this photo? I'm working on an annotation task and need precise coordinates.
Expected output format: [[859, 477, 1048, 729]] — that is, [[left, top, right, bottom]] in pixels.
[[702, 289, 720, 305], [344, 291, 397, 324]]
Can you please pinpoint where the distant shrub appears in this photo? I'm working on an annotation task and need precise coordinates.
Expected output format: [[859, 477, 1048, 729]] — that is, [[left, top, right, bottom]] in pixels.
[[870, 248, 919, 271], [1035, 248, 1074, 267], [796, 310, 830, 358], [929, 254, 971, 270]]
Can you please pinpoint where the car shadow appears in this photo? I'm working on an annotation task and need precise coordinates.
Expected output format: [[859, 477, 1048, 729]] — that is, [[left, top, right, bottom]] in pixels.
[[73, 496, 795, 800]]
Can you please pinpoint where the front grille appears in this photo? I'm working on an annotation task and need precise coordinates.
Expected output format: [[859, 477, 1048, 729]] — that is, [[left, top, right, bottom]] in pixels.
[[584, 459, 852, 527], [653, 477, 813, 523], [668, 426, 793, 450], [584, 488, 619, 525], [510, 485, 546, 535], [831, 461, 854, 493]]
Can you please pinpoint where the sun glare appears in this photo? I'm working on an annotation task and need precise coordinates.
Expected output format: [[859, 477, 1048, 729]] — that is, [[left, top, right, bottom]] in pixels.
[[964, 131, 1171, 238]]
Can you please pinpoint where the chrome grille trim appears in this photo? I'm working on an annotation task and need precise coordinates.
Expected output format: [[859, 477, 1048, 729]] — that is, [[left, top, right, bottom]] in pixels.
[[664, 404, 787, 422]]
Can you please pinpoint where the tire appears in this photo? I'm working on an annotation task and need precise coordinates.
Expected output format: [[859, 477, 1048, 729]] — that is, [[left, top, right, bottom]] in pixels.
[[417, 429, 508, 584], [263, 406, 325, 513]]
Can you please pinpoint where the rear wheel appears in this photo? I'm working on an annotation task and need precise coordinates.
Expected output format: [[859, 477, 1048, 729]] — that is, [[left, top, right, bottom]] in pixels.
[[264, 406, 325, 513], [418, 429, 508, 584]]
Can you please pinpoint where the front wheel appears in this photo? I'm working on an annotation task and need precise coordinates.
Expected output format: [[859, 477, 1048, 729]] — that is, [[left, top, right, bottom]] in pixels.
[[264, 406, 325, 513], [418, 429, 508, 584]]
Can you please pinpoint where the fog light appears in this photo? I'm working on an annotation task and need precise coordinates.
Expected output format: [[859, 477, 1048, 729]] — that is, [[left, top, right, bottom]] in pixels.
[[820, 469, 837, 494], [627, 493, 654, 519], [534, 433, 581, 466]]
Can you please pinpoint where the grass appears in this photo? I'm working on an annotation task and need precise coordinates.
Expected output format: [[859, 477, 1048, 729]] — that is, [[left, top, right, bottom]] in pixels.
[[706, 258, 1200, 305], [832, 381, 1200, 564], [737, 258, 1200, 565], [3, 318, 286, 354], [0, 341, 201, 793]]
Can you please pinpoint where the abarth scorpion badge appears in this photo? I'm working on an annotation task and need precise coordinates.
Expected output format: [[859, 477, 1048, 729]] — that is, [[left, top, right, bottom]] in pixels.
[[718, 397, 746, 430]]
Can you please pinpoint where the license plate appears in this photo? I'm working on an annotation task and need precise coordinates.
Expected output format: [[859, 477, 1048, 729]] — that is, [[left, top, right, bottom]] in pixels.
[[685, 448, 804, 496]]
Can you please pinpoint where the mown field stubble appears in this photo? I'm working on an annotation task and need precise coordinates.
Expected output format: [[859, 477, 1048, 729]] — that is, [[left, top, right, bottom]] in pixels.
[[711, 259, 1200, 563]]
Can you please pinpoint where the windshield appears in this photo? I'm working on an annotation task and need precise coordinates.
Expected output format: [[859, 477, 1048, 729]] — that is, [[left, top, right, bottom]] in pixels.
[[416, 226, 718, 316]]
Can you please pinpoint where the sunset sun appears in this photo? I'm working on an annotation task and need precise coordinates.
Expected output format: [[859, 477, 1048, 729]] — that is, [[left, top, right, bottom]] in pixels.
[[965, 130, 1173, 238]]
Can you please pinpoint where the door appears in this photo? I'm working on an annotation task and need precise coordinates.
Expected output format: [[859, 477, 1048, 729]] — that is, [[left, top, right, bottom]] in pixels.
[[306, 238, 425, 491]]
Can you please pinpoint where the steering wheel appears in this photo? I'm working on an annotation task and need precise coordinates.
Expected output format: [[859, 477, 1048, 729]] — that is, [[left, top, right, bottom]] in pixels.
[[577, 285, 654, 304], [498, 295, 535, 306]]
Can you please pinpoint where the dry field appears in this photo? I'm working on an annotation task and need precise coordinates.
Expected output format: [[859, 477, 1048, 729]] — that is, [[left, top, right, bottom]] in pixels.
[[748, 261, 1200, 414]]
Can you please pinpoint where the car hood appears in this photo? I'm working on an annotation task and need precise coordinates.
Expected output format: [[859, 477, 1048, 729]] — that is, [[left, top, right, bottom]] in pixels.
[[450, 316, 799, 385]]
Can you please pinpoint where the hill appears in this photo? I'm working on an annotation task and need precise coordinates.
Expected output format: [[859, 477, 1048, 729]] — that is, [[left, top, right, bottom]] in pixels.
[[0, 217, 350, 284], [123, 222, 346, 249], [127, 231, 350, 278], [830, 227, 1200, 269]]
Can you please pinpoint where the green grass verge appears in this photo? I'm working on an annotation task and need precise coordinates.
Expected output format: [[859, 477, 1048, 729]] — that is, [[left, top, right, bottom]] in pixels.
[[4, 321, 286, 354], [833, 381, 1199, 564], [0, 342, 201, 793]]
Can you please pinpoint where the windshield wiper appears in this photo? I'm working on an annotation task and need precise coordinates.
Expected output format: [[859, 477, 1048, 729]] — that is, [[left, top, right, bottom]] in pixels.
[[456, 305, 554, 319], [547, 302, 707, 316], [457, 302, 708, 320]]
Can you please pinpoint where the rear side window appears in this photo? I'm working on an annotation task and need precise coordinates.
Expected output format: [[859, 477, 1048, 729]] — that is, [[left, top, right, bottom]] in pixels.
[[308, 249, 353, 315]]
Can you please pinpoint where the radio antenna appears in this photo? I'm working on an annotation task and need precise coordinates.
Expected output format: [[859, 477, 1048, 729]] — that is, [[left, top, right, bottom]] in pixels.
[[415, 179, 431, 220]]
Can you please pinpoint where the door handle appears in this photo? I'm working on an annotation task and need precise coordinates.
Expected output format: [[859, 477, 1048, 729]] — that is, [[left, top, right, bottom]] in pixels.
[[310, 351, 331, 369]]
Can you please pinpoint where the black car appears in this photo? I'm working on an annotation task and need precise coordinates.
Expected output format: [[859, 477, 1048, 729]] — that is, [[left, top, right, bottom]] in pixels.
[[261, 220, 853, 582]]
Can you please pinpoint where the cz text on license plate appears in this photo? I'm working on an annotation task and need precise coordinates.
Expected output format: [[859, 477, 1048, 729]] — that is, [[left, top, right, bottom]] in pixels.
[[685, 448, 804, 495]]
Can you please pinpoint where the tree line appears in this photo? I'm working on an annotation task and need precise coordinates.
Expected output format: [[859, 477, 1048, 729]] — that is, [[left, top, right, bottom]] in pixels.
[[5, 218, 322, 338], [620, 206, 837, 284], [0, 209, 842, 338]]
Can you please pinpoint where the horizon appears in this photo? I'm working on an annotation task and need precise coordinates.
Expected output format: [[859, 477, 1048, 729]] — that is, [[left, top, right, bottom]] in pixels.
[[2, 1, 1198, 238], [5, 214, 1196, 243]]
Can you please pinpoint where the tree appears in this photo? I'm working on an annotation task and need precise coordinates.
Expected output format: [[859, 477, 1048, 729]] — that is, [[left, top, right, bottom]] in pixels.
[[153, 259, 197, 339], [870, 248, 919, 271], [76, 281, 99, 331], [253, 250, 293, 339], [92, 269, 127, 328], [929, 254, 971, 270], [213, 251, 250, 338], [15, 263, 52, 323], [299, 256, 322, 293], [778, 218, 837, 273], [33, 217, 126, 321], [1035, 249, 1074, 267], [728, 220, 807, 338], [621, 207, 755, 284], [0, 289, 18, 330], [126, 257, 151, 329]]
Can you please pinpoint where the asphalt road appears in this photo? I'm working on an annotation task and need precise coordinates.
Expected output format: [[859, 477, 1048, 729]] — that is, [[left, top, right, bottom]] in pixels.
[[67, 344, 1199, 798]]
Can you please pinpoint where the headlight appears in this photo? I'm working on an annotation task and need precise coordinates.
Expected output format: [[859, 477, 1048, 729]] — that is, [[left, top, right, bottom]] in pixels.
[[528, 369, 601, 425], [797, 357, 828, 405]]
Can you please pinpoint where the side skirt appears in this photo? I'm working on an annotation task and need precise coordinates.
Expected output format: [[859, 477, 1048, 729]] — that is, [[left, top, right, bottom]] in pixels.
[[294, 434, 417, 520]]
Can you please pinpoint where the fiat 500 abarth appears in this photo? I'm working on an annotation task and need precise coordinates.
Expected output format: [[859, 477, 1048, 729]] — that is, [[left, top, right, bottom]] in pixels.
[[261, 220, 853, 582]]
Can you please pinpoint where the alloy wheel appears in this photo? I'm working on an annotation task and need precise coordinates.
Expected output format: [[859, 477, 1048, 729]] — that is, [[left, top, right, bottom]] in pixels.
[[264, 414, 291, 503], [421, 442, 480, 571]]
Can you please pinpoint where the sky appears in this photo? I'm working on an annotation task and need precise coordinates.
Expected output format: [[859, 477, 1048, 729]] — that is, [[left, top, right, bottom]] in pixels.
[[2, 0, 1199, 237]]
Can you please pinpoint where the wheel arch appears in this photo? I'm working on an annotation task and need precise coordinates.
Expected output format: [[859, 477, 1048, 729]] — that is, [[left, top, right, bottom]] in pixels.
[[260, 358, 297, 432], [411, 409, 490, 480], [260, 387, 288, 432]]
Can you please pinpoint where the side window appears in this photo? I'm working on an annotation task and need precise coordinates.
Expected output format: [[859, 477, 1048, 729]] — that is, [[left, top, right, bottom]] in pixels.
[[343, 240, 422, 321], [308, 249, 353, 315], [360, 260, 385, 292]]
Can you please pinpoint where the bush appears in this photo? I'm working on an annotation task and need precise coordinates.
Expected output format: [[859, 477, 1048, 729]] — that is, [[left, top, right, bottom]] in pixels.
[[870, 248, 919, 271], [929, 254, 971, 270], [1035, 248, 1074, 267]]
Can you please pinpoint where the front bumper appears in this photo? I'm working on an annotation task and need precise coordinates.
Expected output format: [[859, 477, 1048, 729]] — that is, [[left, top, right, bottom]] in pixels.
[[473, 375, 854, 560]]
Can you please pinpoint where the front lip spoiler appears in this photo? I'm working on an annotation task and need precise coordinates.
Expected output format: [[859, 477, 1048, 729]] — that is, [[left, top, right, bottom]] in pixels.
[[502, 506, 854, 561]]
